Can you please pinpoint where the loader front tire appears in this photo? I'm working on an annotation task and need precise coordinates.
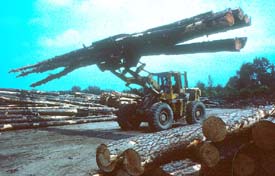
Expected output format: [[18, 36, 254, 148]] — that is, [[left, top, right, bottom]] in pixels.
[[148, 102, 174, 131]]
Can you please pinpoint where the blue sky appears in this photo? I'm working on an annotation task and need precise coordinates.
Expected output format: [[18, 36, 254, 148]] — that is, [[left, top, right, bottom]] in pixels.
[[1, 0, 275, 91]]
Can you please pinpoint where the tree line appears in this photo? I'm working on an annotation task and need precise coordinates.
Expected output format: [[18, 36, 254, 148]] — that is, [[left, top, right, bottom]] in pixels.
[[196, 57, 275, 102], [70, 57, 275, 102]]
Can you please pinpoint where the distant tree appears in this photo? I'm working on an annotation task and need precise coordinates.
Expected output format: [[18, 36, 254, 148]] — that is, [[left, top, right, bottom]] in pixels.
[[84, 86, 102, 95], [71, 86, 81, 92], [123, 88, 144, 96], [206, 75, 216, 97], [214, 84, 224, 98], [196, 81, 207, 96], [224, 76, 239, 99]]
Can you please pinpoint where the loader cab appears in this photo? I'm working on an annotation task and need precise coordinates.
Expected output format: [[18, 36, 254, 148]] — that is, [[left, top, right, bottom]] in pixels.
[[153, 72, 186, 99]]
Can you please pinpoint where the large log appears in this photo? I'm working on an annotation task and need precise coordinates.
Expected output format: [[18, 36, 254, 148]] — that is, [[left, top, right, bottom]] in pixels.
[[0, 96, 65, 106], [0, 88, 60, 96], [143, 38, 247, 56], [0, 106, 115, 117], [161, 159, 200, 176], [0, 115, 116, 131], [96, 124, 219, 175], [0, 93, 102, 108], [202, 106, 275, 142], [0, 114, 117, 124], [0, 107, 78, 116]]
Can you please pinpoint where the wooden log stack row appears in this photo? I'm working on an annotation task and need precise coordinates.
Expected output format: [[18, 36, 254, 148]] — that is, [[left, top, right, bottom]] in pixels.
[[0, 88, 117, 131], [92, 106, 275, 176]]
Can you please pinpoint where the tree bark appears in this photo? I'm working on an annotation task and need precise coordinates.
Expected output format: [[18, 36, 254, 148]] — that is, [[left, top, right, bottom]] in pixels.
[[144, 38, 247, 56]]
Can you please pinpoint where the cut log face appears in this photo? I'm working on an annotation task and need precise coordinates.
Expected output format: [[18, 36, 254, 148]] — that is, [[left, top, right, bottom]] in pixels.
[[232, 144, 259, 176], [199, 142, 220, 168], [252, 120, 275, 151], [260, 152, 275, 176], [233, 153, 255, 176], [122, 149, 144, 176], [115, 169, 131, 176], [202, 116, 227, 142], [200, 159, 232, 176], [96, 144, 119, 173]]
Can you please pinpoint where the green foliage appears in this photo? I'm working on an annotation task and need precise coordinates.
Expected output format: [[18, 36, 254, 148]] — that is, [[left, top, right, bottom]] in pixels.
[[195, 57, 274, 102], [68, 57, 275, 101], [83, 86, 102, 95], [196, 81, 207, 96], [224, 57, 275, 100], [123, 88, 144, 96], [71, 86, 81, 92]]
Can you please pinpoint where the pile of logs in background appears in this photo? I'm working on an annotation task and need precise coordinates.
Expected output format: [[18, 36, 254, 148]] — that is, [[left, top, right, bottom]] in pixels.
[[0, 88, 117, 131], [93, 106, 275, 176]]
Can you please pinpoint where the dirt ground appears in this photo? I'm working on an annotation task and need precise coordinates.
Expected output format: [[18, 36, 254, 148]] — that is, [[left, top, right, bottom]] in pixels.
[[0, 108, 239, 176]]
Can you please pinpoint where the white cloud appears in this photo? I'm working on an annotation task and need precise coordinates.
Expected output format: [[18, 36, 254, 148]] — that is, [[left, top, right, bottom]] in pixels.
[[40, 29, 81, 47], [41, 0, 73, 7]]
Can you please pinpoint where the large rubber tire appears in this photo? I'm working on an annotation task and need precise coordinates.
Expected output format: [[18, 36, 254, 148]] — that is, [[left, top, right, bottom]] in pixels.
[[186, 101, 206, 124], [116, 104, 141, 131], [148, 102, 174, 131]]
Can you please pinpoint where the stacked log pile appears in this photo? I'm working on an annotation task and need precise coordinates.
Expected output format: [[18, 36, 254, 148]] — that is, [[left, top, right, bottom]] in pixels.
[[92, 106, 275, 176], [0, 88, 117, 131]]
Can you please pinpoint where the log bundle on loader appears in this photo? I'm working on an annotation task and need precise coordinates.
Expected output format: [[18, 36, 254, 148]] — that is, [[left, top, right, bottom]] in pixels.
[[10, 8, 250, 88], [92, 106, 275, 176], [0, 88, 117, 131]]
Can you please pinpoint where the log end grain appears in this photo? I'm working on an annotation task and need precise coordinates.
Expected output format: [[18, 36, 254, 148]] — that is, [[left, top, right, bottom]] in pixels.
[[235, 38, 247, 51], [115, 169, 131, 176], [260, 152, 275, 176], [96, 144, 117, 173], [225, 12, 235, 26], [199, 142, 220, 168], [252, 120, 275, 151], [232, 144, 259, 176], [233, 153, 255, 176], [202, 116, 227, 142], [243, 15, 251, 25], [122, 149, 144, 176]]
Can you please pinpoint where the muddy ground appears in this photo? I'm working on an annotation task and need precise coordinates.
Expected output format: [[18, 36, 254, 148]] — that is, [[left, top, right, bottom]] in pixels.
[[0, 108, 240, 176]]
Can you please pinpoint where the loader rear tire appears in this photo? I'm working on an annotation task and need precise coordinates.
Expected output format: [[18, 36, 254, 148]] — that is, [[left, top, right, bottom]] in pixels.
[[116, 104, 141, 131]]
